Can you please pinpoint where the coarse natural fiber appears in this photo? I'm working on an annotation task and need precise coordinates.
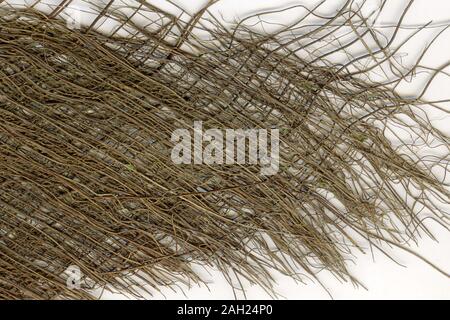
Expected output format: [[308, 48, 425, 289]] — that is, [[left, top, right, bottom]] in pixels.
[[0, 0, 448, 299]]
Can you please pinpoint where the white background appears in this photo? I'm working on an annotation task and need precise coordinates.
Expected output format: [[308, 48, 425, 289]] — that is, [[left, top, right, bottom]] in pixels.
[[102, 0, 450, 300]]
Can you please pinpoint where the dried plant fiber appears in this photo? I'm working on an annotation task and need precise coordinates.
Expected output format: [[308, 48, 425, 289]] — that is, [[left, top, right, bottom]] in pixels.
[[0, 0, 449, 299]]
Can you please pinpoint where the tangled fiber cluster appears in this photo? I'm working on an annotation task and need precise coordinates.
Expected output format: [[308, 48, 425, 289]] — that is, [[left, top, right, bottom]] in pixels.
[[0, 0, 449, 299]]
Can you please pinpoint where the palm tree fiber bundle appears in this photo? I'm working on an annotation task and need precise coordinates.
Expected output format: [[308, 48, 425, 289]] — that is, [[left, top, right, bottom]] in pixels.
[[0, 0, 448, 299]]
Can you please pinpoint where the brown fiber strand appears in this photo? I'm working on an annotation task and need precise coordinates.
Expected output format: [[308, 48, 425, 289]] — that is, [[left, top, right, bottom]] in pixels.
[[0, 0, 448, 299]]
